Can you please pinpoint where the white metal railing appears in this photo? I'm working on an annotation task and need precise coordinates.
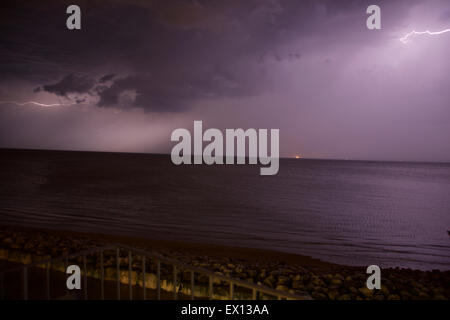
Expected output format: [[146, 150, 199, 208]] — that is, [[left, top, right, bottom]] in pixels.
[[0, 244, 311, 300]]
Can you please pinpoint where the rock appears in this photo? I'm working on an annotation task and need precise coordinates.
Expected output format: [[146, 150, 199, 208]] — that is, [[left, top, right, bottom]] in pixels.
[[358, 287, 373, 297], [374, 294, 385, 300], [313, 286, 323, 293], [324, 274, 333, 283], [312, 292, 327, 300], [380, 286, 389, 296], [387, 294, 400, 300], [338, 294, 352, 300], [331, 278, 342, 286], [312, 277, 324, 286], [327, 290, 339, 300], [399, 290, 411, 299], [417, 292, 429, 300], [263, 275, 276, 287], [277, 275, 290, 286], [275, 285, 289, 292]]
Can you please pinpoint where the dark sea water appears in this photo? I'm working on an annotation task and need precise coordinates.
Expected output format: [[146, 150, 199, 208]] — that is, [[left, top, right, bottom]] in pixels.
[[0, 149, 449, 270]]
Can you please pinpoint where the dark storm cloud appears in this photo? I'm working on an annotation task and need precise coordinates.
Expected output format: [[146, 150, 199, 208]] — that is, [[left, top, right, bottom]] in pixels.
[[1, 0, 415, 112], [97, 70, 243, 111], [99, 74, 116, 83], [42, 74, 95, 96]]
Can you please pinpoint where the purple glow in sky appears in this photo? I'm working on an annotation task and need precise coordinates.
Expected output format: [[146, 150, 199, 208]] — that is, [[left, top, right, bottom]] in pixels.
[[0, 0, 449, 162]]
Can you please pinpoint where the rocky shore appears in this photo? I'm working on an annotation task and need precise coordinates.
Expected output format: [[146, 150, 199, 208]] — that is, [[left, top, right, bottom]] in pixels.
[[0, 225, 448, 300]]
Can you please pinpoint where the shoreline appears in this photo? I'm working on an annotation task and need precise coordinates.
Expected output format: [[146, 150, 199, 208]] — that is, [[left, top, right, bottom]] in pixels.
[[0, 224, 340, 268], [1, 224, 449, 300]]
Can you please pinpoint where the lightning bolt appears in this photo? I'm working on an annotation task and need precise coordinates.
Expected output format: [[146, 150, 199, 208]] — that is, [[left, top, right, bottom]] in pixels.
[[0, 100, 65, 107], [400, 28, 450, 44]]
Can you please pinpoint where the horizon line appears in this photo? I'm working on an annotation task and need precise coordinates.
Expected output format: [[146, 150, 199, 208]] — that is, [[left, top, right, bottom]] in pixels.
[[1, 147, 450, 165]]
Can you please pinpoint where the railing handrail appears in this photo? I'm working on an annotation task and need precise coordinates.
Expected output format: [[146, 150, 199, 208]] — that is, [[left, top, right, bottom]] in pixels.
[[1, 245, 117, 273]]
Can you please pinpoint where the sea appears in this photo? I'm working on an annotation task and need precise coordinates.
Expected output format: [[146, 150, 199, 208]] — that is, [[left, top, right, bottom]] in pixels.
[[0, 149, 449, 270]]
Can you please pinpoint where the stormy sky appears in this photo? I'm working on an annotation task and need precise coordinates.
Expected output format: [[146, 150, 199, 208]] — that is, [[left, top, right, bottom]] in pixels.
[[0, 0, 449, 161]]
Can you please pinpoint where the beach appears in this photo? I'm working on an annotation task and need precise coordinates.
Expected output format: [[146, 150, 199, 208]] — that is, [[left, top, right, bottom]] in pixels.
[[0, 225, 448, 300]]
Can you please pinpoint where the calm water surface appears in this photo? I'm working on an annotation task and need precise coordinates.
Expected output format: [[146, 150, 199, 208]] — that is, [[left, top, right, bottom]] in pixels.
[[1, 149, 449, 270]]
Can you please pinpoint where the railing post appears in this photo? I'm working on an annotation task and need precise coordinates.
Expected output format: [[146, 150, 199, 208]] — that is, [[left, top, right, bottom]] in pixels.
[[173, 265, 177, 300], [208, 275, 213, 300], [190, 271, 194, 300], [65, 254, 69, 295], [142, 256, 146, 300], [116, 248, 120, 300], [0, 272, 4, 300], [46, 261, 50, 300], [252, 288, 257, 300], [128, 251, 132, 300], [100, 251, 104, 300], [23, 267, 28, 300], [229, 282, 234, 300], [156, 260, 160, 300], [83, 254, 87, 300]]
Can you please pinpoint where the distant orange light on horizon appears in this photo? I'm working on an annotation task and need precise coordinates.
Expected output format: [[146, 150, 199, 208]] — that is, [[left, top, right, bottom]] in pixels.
[[295, 155, 301, 159]]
